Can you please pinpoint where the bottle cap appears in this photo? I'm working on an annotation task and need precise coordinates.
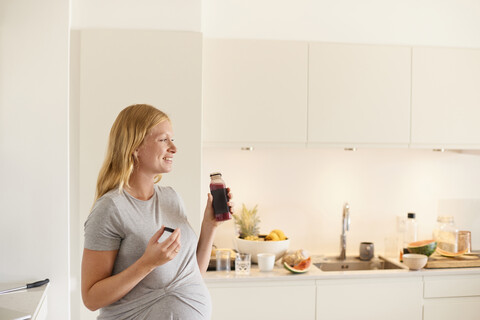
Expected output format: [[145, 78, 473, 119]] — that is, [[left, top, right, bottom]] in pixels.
[[210, 172, 222, 177], [407, 212, 416, 219]]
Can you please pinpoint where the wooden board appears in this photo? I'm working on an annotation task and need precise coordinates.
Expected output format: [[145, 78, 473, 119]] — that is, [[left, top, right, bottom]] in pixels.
[[425, 253, 480, 269]]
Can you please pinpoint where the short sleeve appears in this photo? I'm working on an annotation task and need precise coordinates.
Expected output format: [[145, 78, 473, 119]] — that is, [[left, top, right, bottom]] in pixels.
[[165, 186, 188, 220], [84, 197, 124, 251]]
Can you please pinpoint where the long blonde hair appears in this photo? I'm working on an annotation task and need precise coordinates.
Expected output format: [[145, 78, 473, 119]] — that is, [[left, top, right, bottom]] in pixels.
[[95, 104, 170, 202]]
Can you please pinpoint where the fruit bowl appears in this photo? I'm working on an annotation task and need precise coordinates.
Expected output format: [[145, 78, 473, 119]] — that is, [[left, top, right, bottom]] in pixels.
[[234, 237, 290, 264]]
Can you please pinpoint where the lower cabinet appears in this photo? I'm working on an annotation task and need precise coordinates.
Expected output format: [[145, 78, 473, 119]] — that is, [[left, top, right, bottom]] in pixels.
[[423, 274, 480, 320], [316, 277, 423, 320], [207, 280, 316, 320], [206, 272, 480, 320]]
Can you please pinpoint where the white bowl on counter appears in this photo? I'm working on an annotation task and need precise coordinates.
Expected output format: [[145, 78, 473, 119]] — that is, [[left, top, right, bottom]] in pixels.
[[402, 253, 428, 270], [234, 237, 290, 263]]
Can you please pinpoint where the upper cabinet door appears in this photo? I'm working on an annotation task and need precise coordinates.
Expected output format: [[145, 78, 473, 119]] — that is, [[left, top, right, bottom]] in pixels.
[[308, 43, 411, 147], [203, 39, 308, 146], [411, 47, 480, 148]]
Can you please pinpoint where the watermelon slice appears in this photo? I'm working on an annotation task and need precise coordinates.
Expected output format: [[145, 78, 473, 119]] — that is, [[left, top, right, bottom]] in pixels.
[[436, 247, 468, 257], [283, 257, 311, 274], [407, 240, 437, 257]]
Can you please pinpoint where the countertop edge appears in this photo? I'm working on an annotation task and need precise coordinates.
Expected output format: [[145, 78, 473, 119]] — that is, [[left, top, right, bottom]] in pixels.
[[204, 264, 480, 283]]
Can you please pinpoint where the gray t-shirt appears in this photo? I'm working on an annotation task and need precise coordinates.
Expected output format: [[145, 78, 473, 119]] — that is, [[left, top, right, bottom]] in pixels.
[[84, 185, 211, 320]]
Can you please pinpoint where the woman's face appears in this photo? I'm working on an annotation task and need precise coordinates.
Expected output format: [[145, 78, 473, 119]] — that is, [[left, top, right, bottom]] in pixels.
[[135, 120, 177, 176]]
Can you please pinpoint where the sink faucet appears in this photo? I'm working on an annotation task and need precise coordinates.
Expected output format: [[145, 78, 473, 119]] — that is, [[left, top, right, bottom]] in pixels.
[[339, 203, 350, 260]]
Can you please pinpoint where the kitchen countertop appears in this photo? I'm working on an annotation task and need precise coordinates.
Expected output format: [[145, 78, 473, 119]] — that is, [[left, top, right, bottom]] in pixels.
[[204, 256, 480, 283]]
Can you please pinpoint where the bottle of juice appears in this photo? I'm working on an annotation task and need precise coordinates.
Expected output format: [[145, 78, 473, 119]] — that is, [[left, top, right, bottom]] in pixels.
[[209, 172, 232, 221]]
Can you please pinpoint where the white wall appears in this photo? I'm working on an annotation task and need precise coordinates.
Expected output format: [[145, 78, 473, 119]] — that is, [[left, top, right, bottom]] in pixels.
[[71, 0, 202, 31], [204, 148, 480, 257], [0, 0, 70, 319], [202, 0, 480, 48], [70, 30, 82, 320]]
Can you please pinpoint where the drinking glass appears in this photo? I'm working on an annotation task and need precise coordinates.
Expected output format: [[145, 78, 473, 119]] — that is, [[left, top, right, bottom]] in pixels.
[[458, 231, 472, 253], [216, 249, 231, 272], [235, 253, 251, 275]]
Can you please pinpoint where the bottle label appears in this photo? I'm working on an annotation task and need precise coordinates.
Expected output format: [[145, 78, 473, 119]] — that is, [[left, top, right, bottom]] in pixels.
[[211, 188, 229, 216]]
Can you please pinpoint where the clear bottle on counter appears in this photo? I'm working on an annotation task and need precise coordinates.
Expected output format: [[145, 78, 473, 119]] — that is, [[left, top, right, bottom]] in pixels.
[[403, 212, 418, 248], [433, 215, 458, 252]]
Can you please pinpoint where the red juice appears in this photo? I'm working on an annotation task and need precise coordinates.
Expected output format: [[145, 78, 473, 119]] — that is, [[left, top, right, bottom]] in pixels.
[[209, 173, 232, 221]]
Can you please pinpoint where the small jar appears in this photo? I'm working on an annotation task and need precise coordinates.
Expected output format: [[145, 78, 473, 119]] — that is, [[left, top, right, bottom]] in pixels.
[[433, 216, 458, 252]]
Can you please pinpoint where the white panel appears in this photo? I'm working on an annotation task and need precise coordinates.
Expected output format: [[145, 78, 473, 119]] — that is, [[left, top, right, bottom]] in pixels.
[[308, 42, 411, 146], [411, 47, 480, 148], [208, 282, 316, 320], [79, 30, 202, 235], [424, 297, 480, 320], [203, 39, 308, 144], [424, 274, 480, 298], [316, 277, 423, 320]]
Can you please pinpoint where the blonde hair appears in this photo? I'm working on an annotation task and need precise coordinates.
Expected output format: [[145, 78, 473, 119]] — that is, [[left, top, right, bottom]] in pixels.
[[94, 104, 170, 202]]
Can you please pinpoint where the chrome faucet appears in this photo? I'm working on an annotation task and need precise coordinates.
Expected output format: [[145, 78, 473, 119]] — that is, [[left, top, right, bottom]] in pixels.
[[339, 203, 350, 260]]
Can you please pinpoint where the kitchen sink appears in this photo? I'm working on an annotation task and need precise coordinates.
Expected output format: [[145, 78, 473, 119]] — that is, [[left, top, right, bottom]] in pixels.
[[313, 256, 407, 272]]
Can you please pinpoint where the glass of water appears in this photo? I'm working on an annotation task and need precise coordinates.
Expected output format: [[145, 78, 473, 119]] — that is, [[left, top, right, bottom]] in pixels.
[[235, 253, 251, 275]]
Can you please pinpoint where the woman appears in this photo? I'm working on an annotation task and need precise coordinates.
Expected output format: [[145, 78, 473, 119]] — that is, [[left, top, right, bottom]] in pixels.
[[82, 104, 232, 319]]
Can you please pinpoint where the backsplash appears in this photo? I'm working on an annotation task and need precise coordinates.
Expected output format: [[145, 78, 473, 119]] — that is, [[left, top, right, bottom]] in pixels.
[[201, 148, 480, 256]]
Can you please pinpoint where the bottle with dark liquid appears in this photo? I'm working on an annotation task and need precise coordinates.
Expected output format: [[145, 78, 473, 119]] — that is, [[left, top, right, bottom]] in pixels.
[[209, 172, 232, 221]]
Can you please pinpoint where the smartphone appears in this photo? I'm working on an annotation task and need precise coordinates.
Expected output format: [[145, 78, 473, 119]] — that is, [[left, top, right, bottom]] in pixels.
[[158, 226, 175, 243]]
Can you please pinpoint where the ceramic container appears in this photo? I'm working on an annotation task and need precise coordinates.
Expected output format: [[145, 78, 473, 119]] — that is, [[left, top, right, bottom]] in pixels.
[[402, 253, 428, 270]]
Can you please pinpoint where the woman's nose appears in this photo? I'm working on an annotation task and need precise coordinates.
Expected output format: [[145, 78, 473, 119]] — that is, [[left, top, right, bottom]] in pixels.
[[169, 141, 177, 153]]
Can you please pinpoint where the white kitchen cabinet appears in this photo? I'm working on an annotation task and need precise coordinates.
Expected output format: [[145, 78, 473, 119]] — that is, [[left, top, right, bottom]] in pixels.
[[308, 43, 411, 147], [316, 277, 423, 320], [423, 274, 480, 320], [207, 280, 316, 319], [411, 47, 480, 148], [203, 39, 308, 147]]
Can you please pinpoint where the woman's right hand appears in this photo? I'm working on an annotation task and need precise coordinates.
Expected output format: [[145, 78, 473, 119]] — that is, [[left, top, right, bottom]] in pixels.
[[141, 226, 181, 270]]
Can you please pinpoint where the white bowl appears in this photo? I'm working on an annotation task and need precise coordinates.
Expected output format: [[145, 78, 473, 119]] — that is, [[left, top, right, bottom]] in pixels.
[[402, 253, 428, 270], [234, 237, 290, 263]]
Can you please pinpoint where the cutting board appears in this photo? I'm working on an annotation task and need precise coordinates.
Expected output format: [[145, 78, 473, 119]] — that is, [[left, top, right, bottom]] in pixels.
[[425, 253, 480, 269]]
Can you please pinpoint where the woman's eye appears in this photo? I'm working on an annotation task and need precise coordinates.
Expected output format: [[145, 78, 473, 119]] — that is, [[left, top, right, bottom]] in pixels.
[[159, 138, 174, 143]]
